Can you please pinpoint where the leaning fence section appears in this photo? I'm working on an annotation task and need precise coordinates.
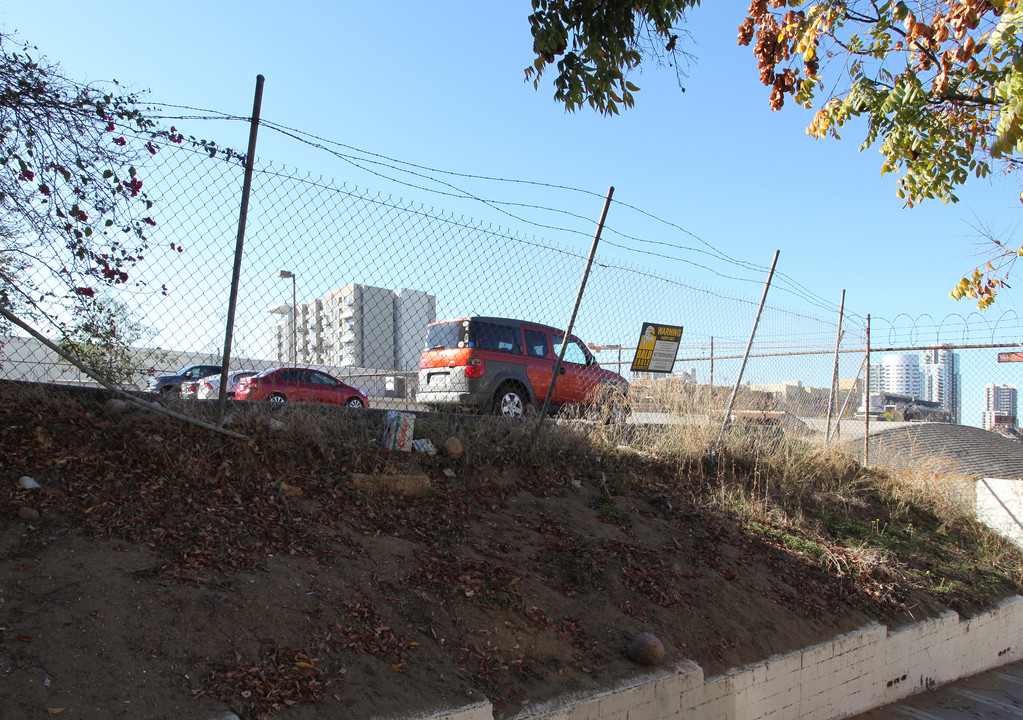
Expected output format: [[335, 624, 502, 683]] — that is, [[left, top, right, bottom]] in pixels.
[[2, 138, 1023, 452]]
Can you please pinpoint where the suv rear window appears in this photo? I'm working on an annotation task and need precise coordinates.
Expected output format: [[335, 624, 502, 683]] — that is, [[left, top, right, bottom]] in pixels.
[[471, 321, 522, 354], [425, 321, 468, 350]]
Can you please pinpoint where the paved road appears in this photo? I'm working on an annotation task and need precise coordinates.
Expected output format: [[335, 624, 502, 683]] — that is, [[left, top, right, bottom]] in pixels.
[[850, 661, 1023, 719]]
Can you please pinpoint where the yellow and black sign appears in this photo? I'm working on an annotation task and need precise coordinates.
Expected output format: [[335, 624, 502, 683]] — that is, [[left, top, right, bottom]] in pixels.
[[630, 322, 683, 373]]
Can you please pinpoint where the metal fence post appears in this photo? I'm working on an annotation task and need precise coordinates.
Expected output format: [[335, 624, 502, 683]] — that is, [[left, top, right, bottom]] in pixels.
[[531, 186, 614, 445], [825, 289, 846, 442], [714, 250, 780, 455], [710, 336, 714, 391], [217, 74, 265, 427], [865, 314, 871, 466]]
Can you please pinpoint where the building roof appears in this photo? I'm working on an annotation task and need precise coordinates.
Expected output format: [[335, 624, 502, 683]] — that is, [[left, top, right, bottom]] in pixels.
[[838, 423, 1023, 479]]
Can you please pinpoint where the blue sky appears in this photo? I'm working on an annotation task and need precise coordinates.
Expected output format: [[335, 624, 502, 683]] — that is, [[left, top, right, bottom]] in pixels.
[[4, 1, 1017, 320], [5, 1, 1023, 421]]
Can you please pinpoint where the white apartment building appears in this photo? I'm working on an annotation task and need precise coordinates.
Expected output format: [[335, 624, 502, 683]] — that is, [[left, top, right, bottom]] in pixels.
[[869, 354, 924, 399], [868, 349, 961, 422], [983, 382, 1018, 429], [269, 284, 436, 371]]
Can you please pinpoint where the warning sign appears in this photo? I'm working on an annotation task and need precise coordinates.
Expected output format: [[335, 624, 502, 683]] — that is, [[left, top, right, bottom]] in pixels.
[[630, 323, 683, 374]]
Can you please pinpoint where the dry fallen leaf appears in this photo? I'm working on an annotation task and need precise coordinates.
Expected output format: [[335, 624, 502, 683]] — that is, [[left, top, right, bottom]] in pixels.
[[46, 709, 65, 715]]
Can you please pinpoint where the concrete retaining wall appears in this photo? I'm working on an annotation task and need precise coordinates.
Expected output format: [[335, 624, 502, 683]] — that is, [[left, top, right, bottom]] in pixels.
[[977, 478, 1023, 547], [419, 596, 1023, 720]]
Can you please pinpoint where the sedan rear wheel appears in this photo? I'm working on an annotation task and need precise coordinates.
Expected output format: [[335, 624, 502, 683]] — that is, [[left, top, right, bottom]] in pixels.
[[268, 393, 286, 404]]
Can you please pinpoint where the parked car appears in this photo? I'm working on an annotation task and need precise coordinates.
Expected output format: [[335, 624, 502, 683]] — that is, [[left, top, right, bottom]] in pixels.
[[416, 316, 629, 420], [147, 364, 222, 396], [183, 370, 259, 400], [235, 367, 369, 408]]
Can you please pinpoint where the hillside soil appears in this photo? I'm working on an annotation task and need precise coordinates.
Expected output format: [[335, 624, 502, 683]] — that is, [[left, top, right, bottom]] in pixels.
[[0, 383, 1018, 720]]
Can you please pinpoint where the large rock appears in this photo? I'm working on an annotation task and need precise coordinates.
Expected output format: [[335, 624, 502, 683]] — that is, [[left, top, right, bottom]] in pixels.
[[628, 632, 665, 666], [442, 436, 464, 460]]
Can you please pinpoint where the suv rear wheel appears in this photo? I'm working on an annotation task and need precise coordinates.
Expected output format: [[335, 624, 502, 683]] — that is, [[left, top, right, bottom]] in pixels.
[[493, 383, 529, 419]]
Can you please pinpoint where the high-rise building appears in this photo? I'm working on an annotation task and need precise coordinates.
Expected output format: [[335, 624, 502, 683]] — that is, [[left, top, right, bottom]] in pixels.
[[921, 346, 961, 424], [394, 288, 436, 373], [268, 284, 436, 370], [982, 383, 1018, 429], [324, 284, 397, 369]]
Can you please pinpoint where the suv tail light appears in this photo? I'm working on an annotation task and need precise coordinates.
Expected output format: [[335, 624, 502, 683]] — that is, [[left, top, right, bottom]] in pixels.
[[465, 358, 485, 378], [203, 381, 214, 390]]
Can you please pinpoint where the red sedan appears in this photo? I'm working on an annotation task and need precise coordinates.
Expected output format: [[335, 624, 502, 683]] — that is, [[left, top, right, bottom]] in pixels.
[[235, 367, 369, 408]]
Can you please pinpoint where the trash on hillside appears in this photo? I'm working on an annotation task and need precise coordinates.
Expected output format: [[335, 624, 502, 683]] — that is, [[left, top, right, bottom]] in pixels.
[[412, 438, 437, 455], [383, 411, 415, 452]]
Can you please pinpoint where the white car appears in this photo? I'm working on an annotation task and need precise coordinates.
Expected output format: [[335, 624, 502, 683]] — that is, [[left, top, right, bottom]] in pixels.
[[184, 370, 259, 400]]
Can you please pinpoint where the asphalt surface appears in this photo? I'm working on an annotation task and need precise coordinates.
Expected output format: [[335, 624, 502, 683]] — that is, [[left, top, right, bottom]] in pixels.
[[850, 661, 1023, 719]]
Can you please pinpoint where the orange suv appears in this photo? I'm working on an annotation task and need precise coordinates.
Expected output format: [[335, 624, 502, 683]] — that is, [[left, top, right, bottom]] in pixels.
[[417, 317, 629, 419]]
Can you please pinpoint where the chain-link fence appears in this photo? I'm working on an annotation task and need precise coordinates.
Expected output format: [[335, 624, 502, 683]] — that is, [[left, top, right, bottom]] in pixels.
[[4, 128, 1023, 451]]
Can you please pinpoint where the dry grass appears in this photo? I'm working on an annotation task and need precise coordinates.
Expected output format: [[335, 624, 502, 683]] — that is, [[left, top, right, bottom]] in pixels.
[[17, 378, 1023, 619]]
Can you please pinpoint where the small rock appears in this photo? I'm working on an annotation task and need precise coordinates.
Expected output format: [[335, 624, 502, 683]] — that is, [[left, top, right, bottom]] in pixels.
[[648, 494, 672, 510], [628, 632, 665, 666], [268, 418, 286, 431], [105, 398, 132, 414], [442, 436, 464, 460], [18, 476, 41, 490], [18, 506, 40, 522]]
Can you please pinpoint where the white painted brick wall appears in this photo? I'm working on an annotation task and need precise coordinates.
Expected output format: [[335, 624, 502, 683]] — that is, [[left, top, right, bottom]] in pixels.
[[418, 597, 1023, 720]]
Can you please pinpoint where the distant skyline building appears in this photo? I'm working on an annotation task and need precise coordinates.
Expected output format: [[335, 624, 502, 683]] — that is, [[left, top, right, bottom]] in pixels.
[[869, 353, 923, 399], [868, 348, 961, 423], [921, 346, 962, 424], [268, 284, 436, 371], [982, 383, 1018, 430]]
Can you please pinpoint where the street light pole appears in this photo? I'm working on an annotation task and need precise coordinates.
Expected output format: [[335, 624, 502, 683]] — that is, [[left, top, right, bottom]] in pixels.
[[277, 270, 297, 365]]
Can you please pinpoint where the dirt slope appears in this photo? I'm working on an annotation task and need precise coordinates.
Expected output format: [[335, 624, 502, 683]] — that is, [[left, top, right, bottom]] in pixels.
[[0, 384, 1011, 720]]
